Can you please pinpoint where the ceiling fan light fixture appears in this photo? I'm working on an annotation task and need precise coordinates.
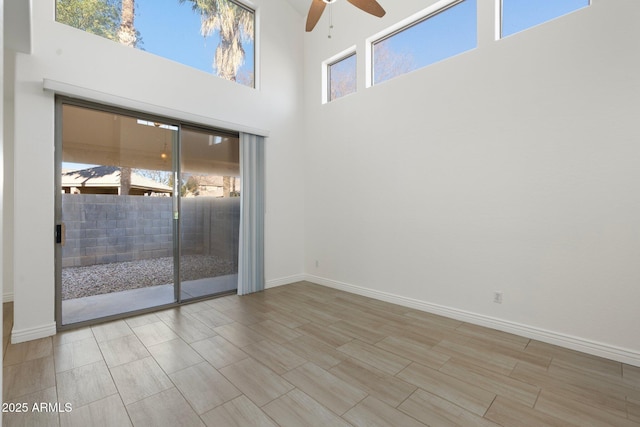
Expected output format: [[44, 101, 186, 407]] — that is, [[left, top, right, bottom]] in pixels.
[[306, 0, 386, 32]]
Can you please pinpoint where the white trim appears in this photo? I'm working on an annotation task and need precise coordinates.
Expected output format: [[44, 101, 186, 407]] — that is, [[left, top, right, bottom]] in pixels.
[[266, 274, 306, 289], [3, 292, 13, 303], [254, 5, 261, 91], [43, 79, 270, 137], [239, 0, 261, 91], [11, 322, 57, 344], [321, 45, 357, 104], [305, 274, 640, 367], [364, 34, 374, 89], [494, 0, 502, 40]]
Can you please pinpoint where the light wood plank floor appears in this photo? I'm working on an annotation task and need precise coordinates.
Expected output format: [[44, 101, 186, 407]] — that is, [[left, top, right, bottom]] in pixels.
[[3, 282, 640, 426]]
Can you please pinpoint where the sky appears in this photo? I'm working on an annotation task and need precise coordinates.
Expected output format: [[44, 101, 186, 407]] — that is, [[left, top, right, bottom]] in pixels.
[[329, 53, 357, 100], [375, 0, 477, 84], [133, 0, 254, 83], [502, 0, 590, 38]]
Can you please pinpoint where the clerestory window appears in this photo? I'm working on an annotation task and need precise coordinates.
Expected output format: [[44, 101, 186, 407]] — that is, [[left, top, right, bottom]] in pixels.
[[327, 52, 357, 102], [55, 0, 255, 87]]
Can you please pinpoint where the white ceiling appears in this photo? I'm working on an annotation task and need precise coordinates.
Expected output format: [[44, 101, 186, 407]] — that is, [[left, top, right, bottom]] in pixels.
[[283, 0, 309, 15]]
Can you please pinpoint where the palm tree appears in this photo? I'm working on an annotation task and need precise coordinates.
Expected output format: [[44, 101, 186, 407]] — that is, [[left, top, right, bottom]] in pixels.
[[180, 0, 254, 82], [118, 0, 137, 47], [118, 0, 136, 195]]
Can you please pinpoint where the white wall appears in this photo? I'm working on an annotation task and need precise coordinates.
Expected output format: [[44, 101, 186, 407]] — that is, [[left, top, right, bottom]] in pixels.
[[2, 126, 11, 306], [303, 0, 640, 365], [1, 0, 5, 413], [2, 50, 13, 305], [9, 0, 305, 341], [2, 0, 22, 306]]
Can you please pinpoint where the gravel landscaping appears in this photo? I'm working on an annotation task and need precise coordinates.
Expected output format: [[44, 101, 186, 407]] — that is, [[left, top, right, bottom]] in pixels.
[[62, 255, 236, 300]]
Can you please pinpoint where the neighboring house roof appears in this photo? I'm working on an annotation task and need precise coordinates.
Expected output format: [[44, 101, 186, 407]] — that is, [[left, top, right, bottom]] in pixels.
[[62, 166, 172, 193], [197, 175, 225, 187]]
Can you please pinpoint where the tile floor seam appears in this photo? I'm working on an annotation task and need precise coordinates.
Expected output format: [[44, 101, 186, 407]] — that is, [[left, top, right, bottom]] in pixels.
[[394, 387, 418, 410], [52, 354, 63, 427], [248, 392, 284, 426], [339, 391, 370, 417], [95, 340, 139, 427], [256, 388, 287, 409], [483, 394, 498, 417], [405, 362, 499, 418], [113, 391, 136, 427], [532, 387, 543, 409], [392, 393, 435, 427], [172, 379, 213, 426]]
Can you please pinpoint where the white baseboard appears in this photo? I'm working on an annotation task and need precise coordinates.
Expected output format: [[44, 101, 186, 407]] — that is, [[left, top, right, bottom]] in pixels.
[[3, 292, 14, 303], [11, 322, 57, 344], [266, 274, 306, 289], [305, 274, 640, 368]]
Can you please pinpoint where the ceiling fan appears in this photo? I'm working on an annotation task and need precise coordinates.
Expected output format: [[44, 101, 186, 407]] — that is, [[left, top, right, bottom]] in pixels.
[[306, 0, 386, 32]]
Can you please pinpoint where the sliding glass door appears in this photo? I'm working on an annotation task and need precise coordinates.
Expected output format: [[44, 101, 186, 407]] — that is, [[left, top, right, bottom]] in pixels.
[[55, 99, 239, 327], [179, 127, 240, 301]]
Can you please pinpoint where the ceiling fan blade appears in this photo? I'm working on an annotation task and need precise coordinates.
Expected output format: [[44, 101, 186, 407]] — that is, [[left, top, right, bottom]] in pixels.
[[346, 0, 386, 17], [306, 0, 327, 32]]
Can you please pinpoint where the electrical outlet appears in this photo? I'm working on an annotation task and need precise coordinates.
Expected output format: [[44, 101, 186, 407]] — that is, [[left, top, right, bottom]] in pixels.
[[493, 291, 503, 304], [315, 260, 319, 268]]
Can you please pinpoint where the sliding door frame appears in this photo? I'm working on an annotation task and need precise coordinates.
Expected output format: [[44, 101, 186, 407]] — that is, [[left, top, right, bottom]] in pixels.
[[54, 96, 239, 331]]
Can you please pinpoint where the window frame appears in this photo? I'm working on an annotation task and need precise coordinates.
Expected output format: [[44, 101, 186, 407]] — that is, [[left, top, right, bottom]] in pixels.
[[366, 0, 475, 87], [322, 46, 357, 104], [232, 0, 258, 89]]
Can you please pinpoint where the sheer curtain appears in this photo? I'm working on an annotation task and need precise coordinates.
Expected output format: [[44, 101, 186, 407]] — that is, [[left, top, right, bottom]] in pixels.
[[238, 133, 265, 295]]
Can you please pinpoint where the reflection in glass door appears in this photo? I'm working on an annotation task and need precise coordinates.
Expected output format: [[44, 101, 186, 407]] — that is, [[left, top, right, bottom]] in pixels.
[[56, 100, 241, 327], [179, 127, 240, 300], [57, 102, 179, 325]]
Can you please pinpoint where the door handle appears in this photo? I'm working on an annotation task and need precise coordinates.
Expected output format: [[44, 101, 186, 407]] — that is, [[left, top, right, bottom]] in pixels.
[[55, 223, 66, 246]]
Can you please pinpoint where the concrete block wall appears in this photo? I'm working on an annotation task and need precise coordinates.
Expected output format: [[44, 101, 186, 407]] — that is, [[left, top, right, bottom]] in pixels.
[[181, 197, 240, 269], [61, 194, 239, 268], [193, 197, 240, 268]]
